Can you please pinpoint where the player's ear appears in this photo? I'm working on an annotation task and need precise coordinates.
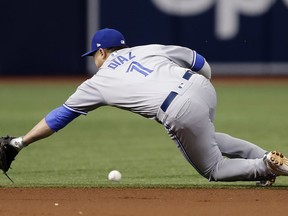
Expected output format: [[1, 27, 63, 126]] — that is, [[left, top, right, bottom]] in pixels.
[[99, 48, 106, 58], [99, 48, 110, 61]]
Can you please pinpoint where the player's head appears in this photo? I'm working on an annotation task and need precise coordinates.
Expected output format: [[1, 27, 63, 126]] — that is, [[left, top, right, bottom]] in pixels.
[[81, 28, 127, 57]]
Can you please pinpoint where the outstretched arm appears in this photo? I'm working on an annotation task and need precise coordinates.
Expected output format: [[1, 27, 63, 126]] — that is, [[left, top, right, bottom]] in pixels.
[[11, 105, 81, 150], [0, 105, 82, 175], [23, 118, 54, 145]]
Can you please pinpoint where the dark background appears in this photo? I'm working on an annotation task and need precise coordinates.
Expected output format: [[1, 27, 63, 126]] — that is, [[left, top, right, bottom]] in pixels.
[[0, 0, 287, 76], [0, 0, 86, 75]]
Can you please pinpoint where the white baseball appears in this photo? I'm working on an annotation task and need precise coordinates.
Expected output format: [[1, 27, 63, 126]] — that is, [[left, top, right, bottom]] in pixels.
[[108, 170, 122, 181]]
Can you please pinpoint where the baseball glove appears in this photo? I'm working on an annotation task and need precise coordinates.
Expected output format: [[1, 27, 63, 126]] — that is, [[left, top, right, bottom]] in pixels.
[[0, 136, 18, 175]]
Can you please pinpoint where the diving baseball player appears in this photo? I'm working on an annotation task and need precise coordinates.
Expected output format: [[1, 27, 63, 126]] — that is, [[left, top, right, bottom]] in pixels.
[[1, 28, 288, 186]]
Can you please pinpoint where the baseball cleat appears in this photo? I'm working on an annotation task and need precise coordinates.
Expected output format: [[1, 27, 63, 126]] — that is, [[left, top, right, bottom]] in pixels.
[[256, 176, 276, 187], [264, 151, 288, 176]]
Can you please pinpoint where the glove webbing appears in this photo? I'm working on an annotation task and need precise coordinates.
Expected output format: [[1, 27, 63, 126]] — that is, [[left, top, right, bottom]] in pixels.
[[3, 172, 14, 183]]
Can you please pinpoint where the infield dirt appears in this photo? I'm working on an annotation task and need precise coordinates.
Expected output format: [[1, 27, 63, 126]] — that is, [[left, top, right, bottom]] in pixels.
[[0, 188, 287, 216]]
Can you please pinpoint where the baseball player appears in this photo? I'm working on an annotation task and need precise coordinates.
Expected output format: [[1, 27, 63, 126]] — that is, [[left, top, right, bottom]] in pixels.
[[1, 28, 288, 186]]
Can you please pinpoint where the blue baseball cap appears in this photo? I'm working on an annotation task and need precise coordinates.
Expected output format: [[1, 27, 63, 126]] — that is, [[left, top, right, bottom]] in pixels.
[[81, 28, 126, 57]]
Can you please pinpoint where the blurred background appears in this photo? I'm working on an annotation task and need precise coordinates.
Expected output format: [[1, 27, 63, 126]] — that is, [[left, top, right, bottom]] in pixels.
[[0, 0, 287, 76]]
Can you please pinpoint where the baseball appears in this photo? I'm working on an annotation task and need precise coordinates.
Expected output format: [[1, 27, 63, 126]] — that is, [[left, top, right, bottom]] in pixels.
[[108, 170, 122, 181]]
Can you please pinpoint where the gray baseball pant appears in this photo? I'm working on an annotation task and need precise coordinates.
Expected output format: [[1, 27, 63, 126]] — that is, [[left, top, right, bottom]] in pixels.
[[156, 74, 272, 181]]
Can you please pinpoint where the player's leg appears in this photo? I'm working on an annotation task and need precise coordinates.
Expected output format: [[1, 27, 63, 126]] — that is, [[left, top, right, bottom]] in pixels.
[[215, 132, 267, 159], [159, 75, 274, 181], [165, 113, 272, 181], [214, 133, 275, 185]]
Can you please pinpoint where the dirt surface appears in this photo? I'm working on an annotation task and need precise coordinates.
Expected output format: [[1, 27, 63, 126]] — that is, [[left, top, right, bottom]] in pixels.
[[0, 188, 287, 216]]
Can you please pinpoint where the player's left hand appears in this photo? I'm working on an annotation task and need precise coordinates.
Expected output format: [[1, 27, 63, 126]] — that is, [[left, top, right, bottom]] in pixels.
[[0, 136, 18, 174]]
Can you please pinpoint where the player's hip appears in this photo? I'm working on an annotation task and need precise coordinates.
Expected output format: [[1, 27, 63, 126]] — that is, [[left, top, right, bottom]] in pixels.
[[156, 74, 216, 124]]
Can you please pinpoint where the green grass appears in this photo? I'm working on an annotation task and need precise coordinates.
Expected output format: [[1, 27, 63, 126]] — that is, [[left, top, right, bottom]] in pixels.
[[0, 79, 288, 188]]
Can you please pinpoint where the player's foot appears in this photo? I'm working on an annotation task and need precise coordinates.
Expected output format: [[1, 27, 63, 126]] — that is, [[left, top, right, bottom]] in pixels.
[[256, 176, 276, 187], [264, 151, 288, 176]]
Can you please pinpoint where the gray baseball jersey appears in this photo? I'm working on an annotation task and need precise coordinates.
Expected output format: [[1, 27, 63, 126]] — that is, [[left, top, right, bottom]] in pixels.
[[64, 44, 272, 182], [65, 44, 198, 118]]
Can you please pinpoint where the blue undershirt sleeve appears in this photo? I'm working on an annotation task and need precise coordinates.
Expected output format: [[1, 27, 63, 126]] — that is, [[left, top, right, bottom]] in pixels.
[[45, 105, 81, 132], [191, 53, 205, 72]]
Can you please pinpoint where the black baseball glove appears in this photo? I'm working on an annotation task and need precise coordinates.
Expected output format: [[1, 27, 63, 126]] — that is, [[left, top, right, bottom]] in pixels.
[[0, 136, 18, 176]]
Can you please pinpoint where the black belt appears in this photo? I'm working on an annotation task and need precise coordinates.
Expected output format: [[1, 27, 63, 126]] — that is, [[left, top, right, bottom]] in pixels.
[[160, 71, 194, 112]]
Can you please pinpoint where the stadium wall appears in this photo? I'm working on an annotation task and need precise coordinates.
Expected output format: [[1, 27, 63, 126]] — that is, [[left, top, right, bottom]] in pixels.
[[1, 0, 287, 76]]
